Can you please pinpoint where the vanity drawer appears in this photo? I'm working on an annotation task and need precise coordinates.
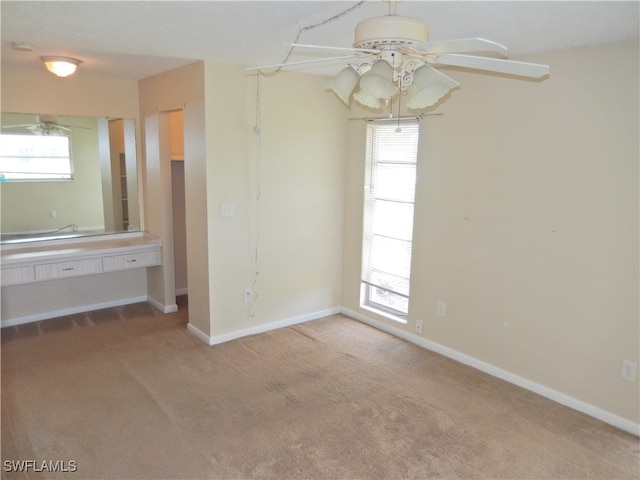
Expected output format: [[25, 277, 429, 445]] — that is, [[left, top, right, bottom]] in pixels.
[[1, 266, 36, 286], [102, 250, 159, 272], [35, 258, 103, 281]]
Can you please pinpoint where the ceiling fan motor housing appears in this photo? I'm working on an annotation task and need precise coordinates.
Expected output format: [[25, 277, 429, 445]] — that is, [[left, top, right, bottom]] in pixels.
[[354, 15, 429, 48]]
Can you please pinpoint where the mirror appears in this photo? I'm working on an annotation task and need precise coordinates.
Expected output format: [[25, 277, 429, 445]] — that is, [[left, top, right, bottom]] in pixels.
[[1, 112, 140, 244]]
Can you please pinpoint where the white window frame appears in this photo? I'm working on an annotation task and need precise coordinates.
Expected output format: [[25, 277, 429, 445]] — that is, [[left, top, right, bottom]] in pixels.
[[0, 133, 74, 182], [361, 121, 419, 322]]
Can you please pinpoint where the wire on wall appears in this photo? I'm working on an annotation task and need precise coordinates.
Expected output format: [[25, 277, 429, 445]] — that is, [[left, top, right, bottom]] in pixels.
[[248, 1, 367, 318], [258, 0, 367, 77], [248, 73, 263, 318]]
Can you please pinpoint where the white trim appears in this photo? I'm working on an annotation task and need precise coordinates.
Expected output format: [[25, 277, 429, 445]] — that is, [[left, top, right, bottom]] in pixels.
[[186, 322, 211, 344], [147, 296, 178, 314], [1, 230, 148, 250], [361, 303, 408, 325], [341, 307, 640, 437], [187, 307, 341, 346], [1, 295, 148, 328], [175, 287, 188, 296]]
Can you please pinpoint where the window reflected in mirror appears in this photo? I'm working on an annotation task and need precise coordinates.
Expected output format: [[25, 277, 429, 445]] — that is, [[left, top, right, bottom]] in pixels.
[[0, 112, 139, 243]]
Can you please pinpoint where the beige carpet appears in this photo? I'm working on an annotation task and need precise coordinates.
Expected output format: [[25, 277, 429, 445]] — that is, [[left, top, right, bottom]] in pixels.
[[2, 299, 638, 479]]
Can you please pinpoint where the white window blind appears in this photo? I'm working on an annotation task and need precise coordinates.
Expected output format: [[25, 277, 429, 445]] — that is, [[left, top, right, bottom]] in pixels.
[[361, 122, 419, 320], [0, 134, 73, 182]]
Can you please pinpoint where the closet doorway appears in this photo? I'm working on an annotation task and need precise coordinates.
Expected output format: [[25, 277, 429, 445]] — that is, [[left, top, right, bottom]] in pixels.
[[169, 110, 188, 296]]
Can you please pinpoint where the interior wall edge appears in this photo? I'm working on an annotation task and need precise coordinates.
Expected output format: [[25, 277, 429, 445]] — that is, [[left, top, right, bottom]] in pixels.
[[186, 322, 211, 345]]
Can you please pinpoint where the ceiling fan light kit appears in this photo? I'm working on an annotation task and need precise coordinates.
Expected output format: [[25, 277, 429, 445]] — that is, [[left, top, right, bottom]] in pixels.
[[353, 88, 383, 109], [406, 64, 460, 109], [326, 66, 360, 104], [327, 13, 461, 112], [358, 59, 398, 99], [41, 56, 81, 77], [247, 3, 550, 113]]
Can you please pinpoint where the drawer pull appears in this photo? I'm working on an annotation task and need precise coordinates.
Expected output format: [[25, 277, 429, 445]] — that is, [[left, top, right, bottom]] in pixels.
[[62, 267, 75, 271], [126, 259, 137, 263]]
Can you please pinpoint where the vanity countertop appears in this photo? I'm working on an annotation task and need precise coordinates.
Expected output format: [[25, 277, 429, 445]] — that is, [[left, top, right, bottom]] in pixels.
[[1, 232, 161, 268]]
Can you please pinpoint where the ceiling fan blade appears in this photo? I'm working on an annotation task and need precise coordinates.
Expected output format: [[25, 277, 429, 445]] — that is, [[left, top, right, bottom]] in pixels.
[[289, 43, 380, 54], [434, 54, 549, 78], [414, 38, 508, 57], [2, 123, 36, 129], [57, 123, 89, 130], [245, 55, 360, 71]]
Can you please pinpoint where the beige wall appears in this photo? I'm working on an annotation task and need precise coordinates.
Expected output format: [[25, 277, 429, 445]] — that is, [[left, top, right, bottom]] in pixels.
[[342, 40, 639, 423], [1, 68, 139, 119], [206, 67, 347, 336], [138, 61, 347, 338]]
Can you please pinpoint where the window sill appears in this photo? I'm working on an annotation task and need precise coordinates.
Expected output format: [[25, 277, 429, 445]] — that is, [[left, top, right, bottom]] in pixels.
[[360, 304, 408, 325]]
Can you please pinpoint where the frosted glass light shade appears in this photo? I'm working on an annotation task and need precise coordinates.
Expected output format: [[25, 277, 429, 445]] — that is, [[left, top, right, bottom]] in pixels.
[[353, 89, 382, 109], [406, 64, 459, 109], [41, 56, 81, 77], [327, 66, 359, 104], [359, 60, 397, 100]]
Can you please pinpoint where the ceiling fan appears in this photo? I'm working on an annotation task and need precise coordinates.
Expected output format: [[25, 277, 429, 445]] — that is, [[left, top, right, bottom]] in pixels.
[[2, 115, 89, 136], [247, 1, 549, 110]]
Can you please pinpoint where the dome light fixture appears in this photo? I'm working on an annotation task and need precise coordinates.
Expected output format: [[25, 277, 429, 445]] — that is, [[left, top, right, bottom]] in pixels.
[[41, 56, 81, 77]]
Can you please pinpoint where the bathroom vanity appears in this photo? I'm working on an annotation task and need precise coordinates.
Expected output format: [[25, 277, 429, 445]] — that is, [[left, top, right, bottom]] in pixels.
[[1, 232, 160, 286], [0, 232, 162, 326]]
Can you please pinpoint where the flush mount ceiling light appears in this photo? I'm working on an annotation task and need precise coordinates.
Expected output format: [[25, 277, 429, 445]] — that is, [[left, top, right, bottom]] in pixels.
[[41, 56, 81, 77]]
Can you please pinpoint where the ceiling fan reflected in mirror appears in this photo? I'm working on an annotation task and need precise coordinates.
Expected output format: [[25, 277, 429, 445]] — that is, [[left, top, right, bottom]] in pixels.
[[246, 1, 550, 110], [1, 115, 90, 136]]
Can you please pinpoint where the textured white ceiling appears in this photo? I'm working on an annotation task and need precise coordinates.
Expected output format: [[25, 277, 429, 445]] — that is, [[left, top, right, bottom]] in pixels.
[[2, 1, 638, 80]]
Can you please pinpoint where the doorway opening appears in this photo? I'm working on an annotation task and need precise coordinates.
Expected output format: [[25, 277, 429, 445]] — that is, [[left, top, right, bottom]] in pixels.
[[168, 110, 188, 296]]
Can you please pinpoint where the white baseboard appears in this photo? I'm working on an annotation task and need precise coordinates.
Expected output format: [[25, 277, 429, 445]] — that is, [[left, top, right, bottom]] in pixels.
[[186, 322, 211, 344], [1, 295, 148, 328], [187, 307, 341, 346], [340, 307, 640, 437], [175, 287, 188, 296], [147, 296, 178, 314]]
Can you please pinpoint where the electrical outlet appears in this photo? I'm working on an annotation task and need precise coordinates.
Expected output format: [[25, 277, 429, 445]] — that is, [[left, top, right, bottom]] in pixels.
[[243, 289, 252, 303], [50, 210, 57, 218], [415, 319, 423, 335], [621, 360, 637, 382], [221, 203, 234, 217], [437, 301, 446, 317]]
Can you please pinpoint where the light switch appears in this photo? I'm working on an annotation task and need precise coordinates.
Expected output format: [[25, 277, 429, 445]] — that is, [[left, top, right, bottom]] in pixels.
[[221, 203, 234, 217]]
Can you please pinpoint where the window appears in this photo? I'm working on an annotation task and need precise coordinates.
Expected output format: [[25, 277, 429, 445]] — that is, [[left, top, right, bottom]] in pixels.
[[361, 122, 419, 321], [0, 134, 73, 182]]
